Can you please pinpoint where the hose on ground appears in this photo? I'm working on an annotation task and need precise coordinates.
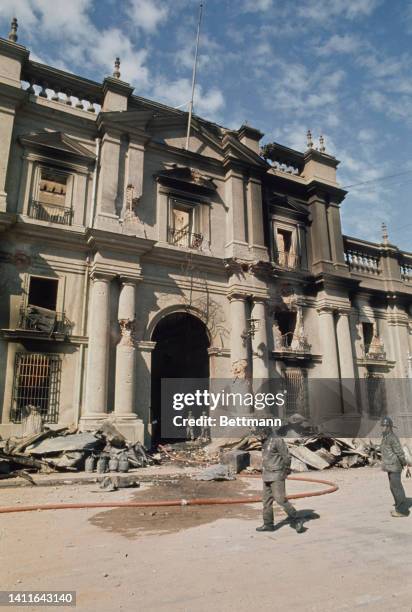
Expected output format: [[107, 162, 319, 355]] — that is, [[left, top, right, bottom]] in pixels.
[[0, 475, 338, 514]]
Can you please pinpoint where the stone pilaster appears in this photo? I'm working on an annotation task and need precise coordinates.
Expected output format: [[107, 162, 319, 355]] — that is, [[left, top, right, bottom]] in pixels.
[[0, 39, 28, 211], [317, 307, 340, 378], [336, 309, 357, 412], [336, 309, 355, 378], [82, 272, 113, 421]]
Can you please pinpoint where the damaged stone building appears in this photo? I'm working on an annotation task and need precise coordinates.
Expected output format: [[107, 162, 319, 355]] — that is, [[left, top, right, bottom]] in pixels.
[[0, 24, 411, 444]]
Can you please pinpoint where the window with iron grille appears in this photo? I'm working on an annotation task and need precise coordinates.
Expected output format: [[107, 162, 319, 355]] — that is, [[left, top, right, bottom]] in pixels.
[[11, 353, 61, 423], [366, 373, 387, 418], [284, 368, 308, 417]]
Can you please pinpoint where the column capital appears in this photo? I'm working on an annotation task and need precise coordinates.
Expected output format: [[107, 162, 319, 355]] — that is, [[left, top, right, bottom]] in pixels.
[[251, 294, 269, 305], [316, 305, 335, 315], [227, 291, 249, 302], [118, 274, 142, 286], [90, 268, 116, 282], [336, 307, 352, 317]]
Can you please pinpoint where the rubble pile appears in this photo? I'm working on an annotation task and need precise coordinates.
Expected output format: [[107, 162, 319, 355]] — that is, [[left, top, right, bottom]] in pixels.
[[157, 441, 219, 466], [219, 433, 383, 472], [0, 420, 154, 482]]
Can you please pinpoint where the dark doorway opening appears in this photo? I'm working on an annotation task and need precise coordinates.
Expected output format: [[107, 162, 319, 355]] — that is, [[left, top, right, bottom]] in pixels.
[[151, 312, 210, 445]]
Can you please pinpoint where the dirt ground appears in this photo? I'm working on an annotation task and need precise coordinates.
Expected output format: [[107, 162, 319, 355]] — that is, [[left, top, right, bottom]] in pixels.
[[1, 466, 412, 612]]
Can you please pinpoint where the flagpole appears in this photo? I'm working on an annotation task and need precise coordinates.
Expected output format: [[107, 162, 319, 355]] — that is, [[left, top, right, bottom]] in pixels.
[[185, 2, 203, 151]]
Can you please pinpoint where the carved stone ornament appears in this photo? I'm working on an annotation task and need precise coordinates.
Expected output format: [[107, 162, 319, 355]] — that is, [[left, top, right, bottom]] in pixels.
[[118, 318, 137, 346], [231, 358, 251, 380]]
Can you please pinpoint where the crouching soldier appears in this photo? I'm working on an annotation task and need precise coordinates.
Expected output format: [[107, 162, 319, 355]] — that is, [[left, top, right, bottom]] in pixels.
[[380, 416, 411, 517], [256, 426, 304, 533]]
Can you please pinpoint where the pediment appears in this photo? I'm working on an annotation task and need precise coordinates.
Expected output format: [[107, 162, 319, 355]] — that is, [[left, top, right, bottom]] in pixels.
[[19, 131, 95, 161], [155, 164, 216, 193], [270, 193, 308, 216], [222, 133, 268, 169]]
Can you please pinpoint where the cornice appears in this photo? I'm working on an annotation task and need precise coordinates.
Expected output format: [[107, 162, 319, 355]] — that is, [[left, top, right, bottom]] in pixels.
[[86, 228, 156, 257]]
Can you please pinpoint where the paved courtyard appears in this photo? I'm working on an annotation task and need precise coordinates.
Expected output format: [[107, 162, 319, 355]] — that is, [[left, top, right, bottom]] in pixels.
[[1, 466, 411, 611]]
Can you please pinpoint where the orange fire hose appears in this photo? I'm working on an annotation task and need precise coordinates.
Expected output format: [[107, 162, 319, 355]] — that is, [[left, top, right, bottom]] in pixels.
[[0, 475, 338, 514]]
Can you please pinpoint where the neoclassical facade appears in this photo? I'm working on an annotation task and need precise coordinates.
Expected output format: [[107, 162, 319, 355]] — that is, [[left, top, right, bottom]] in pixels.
[[0, 25, 411, 443]]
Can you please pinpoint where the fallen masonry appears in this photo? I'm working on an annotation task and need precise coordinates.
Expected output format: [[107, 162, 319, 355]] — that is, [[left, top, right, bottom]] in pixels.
[[1, 416, 411, 486]]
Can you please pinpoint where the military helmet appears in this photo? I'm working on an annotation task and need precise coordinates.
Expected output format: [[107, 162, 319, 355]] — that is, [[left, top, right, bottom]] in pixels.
[[380, 416, 394, 428]]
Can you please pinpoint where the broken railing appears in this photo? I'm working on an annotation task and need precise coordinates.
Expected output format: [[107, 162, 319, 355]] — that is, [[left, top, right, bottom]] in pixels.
[[17, 306, 72, 336], [168, 227, 203, 250]]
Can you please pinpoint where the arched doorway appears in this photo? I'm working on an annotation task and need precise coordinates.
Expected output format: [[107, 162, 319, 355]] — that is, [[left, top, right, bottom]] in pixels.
[[151, 312, 210, 444]]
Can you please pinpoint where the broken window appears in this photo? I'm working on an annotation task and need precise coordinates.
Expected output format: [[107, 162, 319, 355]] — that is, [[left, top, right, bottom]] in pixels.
[[168, 198, 202, 249], [275, 228, 297, 268], [28, 277, 58, 311], [276, 311, 297, 347], [362, 322, 374, 354], [20, 277, 60, 333], [11, 353, 61, 423], [31, 167, 72, 224]]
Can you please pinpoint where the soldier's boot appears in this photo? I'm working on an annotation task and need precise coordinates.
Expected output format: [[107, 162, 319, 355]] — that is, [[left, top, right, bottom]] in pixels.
[[291, 517, 305, 533], [391, 510, 408, 517], [256, 524, 275, 532]]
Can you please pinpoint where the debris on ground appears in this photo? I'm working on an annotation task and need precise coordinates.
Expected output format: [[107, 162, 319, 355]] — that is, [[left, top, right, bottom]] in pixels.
[[158, 442, 219, 466], [217, 431, 386, 471], [192, 464, 236, 481], [2, 410, 409, 482], [0, 418, 154, 479], [98, 475, 140, 492]]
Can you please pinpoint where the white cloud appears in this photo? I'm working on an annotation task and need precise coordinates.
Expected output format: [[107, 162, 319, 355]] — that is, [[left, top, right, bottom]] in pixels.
[[151, 77, 225, 121], [88, 28, 149, 86], [241, 0, 273, 13], [316, 34, 364, 56], [128, 0, 168, 33], [297, 0, 381, 22]]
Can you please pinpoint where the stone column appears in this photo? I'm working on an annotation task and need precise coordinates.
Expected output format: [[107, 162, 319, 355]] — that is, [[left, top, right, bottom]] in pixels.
[[83, 272, 112, 418], [229, 294, 249, 373], [229, 294, 252, 415], [251, 298, 269, 380], [114, 279, 137, 416], [336, 310, 355, 379], [317, 307, 339, 378], [336, 309, 357, 413]]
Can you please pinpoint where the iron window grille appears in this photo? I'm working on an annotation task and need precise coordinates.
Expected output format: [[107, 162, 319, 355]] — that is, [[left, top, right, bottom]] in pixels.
[[11, 353, 62, 423], [284, 368, 309, 417], [366, 374, 387, 418]]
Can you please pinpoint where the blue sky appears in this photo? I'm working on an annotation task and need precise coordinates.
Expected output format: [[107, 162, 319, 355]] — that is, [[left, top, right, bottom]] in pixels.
[[1, 0, 412, 250]]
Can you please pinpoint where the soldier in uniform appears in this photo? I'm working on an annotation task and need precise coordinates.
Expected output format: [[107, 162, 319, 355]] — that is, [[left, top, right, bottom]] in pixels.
[[256, 426, 304, 533], [380, 416, 410, 517]]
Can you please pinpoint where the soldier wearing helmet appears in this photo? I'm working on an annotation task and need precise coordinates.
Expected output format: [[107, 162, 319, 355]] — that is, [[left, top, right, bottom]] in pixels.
[[380, 416, 411, 517], [255, 425, 304, 533]]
